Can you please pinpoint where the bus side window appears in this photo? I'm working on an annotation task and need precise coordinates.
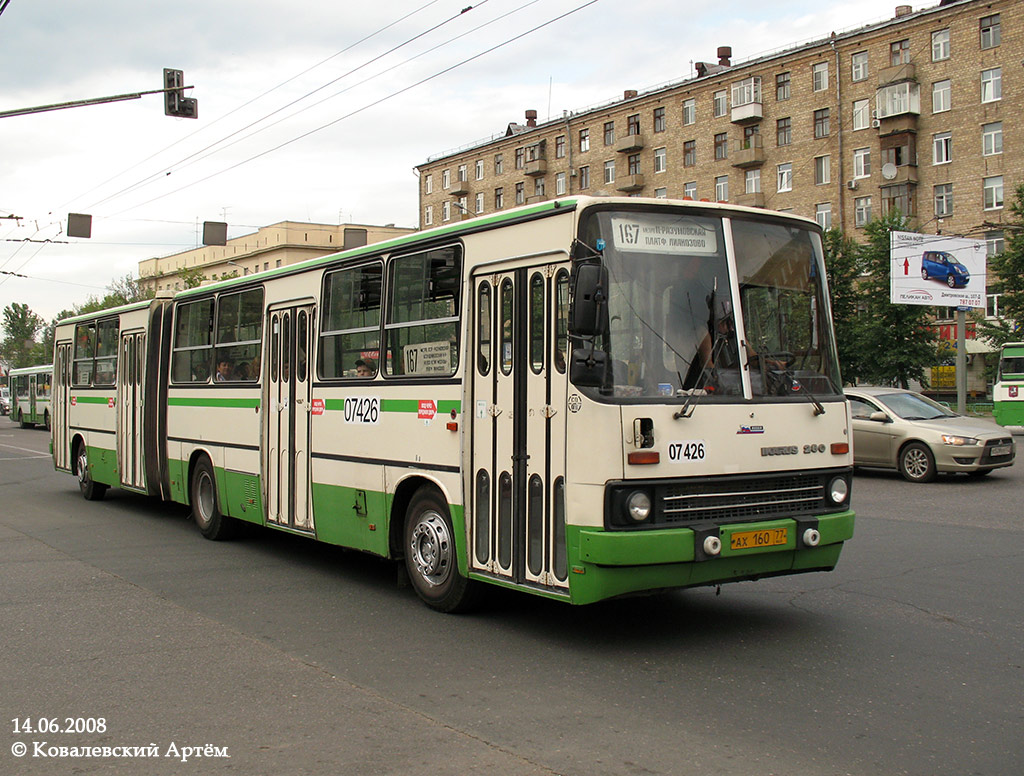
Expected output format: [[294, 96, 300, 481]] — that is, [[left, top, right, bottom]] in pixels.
[[554, 270, 569, 374], [477, 282, 491, 375]]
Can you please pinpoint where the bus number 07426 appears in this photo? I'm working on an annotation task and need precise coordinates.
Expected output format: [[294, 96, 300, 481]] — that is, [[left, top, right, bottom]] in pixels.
[[668, 441, 706, 462], [343, 396, 380, 424]]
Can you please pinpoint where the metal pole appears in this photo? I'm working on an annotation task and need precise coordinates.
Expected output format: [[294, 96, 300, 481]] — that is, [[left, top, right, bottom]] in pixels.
[[956, 307, 966, 413]]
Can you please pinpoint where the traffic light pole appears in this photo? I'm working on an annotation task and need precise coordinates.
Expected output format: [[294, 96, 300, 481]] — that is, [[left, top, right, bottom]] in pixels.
[[0, 84, 194, 119]]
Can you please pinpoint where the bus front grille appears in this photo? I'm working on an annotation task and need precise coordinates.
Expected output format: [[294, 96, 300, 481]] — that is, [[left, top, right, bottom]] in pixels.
[[659, 473, 828, 525]]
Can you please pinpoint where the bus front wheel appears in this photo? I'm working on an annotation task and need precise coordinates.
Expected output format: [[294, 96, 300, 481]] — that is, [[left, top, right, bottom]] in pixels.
[[191, 458, 235, 540], [76, 441, 107, 501], [404, 489, 480, 613]]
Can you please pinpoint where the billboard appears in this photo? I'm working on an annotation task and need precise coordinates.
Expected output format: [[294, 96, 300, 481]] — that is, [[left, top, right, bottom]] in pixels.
[[889, 231, 987, 308]]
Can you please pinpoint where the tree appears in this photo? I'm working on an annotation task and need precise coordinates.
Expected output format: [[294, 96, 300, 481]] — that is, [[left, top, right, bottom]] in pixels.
[[179, 266, 207, 289], [856, 212, 937, 388], [822, 228, 866, 385], [977, 182, 1024, 346], [1, 302, 45, 369]]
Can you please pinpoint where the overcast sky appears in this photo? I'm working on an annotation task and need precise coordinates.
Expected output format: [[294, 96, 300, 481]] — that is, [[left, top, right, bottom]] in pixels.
[[1, 0, 909, 322]]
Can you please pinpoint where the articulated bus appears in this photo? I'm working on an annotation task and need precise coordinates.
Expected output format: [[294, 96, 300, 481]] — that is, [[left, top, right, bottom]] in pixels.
[[993, 342, 1024, 428], [53, 196, 855, 611], [9, 364, 53, 429]]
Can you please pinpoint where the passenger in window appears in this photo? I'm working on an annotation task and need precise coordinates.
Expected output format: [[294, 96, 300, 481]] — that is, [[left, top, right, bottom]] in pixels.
[[216, 359, 234, 382], [355, 358, 376, 378]]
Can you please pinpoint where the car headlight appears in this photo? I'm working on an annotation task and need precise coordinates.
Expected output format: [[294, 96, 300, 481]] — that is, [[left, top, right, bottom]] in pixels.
[[625, 491, 652, 522], [828, 476, 849, 504], [941, 435, 978, 446]]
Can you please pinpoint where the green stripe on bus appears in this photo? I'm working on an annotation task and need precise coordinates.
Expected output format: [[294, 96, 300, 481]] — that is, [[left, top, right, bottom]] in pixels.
[[321, 399, 461, 413], [167, 397, 261, 408], [73, 396, 112, 404]]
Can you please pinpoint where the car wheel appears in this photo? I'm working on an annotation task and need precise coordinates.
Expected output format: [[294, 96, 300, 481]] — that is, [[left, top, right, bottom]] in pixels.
[[947, 274, 957, 288], [76, 439, 107, 501], [899, 442, 936, 483], [404, 488, 481, 613], [191, 457, 235, 540], [921, 267, 928, 279]]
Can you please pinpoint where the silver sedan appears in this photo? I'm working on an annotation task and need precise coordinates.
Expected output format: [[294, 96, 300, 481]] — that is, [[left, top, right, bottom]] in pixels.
[[845, 387, 1016, 482]]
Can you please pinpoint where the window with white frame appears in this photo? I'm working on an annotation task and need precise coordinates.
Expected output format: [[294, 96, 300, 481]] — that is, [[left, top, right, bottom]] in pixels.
[[731, 76, 761, 107], [980, 14, 1000, 50], [458, 196, 468, 214], [654, 146, 667, 173], [853, 99, 870, 130], [475, 160, 484, 180], [745, 168, 761, 194], [854, 196, 872, 227], [684, 181, 697, 199], [982, 122, 1002, 156], [812, 62, 828, 92], [579, 129, 590, 152], [933, 132, 952, 165], [983, 176, 1003, 210], [654, 187, 667, 199], [556, 172, 567, 196], [851, 52, 868, 82], [985, 230, 1004, 256], [981, 68, 1001, 103], [424, 205, 433, 226], [932, 80, 951, 113], [815, 203, 832, 230], [931, 29, 950, 61], [777, 163, 792, 192], [713, 90, 727, 117], [475, 192, 485, 213], [814, 155, 830, 185], [715, 175, 728, 201], [457, 164, 467, 182], [682, 98, 696, 125], [603, 160, 615, 184], [854, 147, 871, 179], [934, 184, 953, 217], [442, 201, 451, 221], [877, 82, 919, 118], [442, 169, 451, 189]]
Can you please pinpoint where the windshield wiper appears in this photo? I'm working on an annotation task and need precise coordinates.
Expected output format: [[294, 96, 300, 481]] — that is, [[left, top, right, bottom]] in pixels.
[[781, 370, 826, 416], [674, 332, 728, 420]]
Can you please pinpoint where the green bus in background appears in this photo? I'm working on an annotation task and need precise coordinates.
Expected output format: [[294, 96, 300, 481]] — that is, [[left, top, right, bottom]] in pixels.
[[993, 342, 1024, 427], [9, 364, 53, 429]]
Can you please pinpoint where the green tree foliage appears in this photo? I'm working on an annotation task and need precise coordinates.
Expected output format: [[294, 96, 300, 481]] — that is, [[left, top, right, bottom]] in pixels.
[[1, 302, 45, 369], [822, 228, 865, 385], [179, 266, 207, 289], [977, 183, 1024, 346], [856, 212, 937, 388]]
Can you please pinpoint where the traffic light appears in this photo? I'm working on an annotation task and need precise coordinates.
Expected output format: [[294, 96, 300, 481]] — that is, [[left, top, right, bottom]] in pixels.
[[163, 68, 198, 119]]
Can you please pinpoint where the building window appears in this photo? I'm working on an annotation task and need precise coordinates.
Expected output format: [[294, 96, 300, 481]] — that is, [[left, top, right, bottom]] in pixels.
[[457, 164, 467, 182], [890, 39, 910, 66], [654, 146, 667, 173], [714, 132, 728, 160], [934, 184, 953, 217], [854, 196, 872, 227], [777, 163, 792, 192], [604, 121, 615, 145], [683, 140, 696, 167], [494, 154, 503, 175], [814, 155, 830, 185], [425, 174, 433, 194], [854, 147, 871, 179], [627, 114, 640, 136], [813, 108, 830, 138], [653, 107, 666, 133], [985, 230, 1004, 256], [851, 52, 868, 82], [603, 160, 615, 184], [877, 82, 919, 118], [442, 169, 451, 189], [515, 182, 525, 204], [627, 153, 641, 176], [815, 203, 832, 230], [494, 187, 503, 209], [932, 80, 951, 113], [745, 168, 761, 194], [475, 192, 485, 214], [983, 176, 1003, 210], [684, 181, 697, 199], [732, 76, 761, 107], [713, 90, 727, 117], [515, 148, 524, 169], [579, 165, 590, 189], [933, 132, 952, 165], [776, 71, 790, 101], [715, 175, 728, 202], [881, 183, 914, 216], [442, 201, 451, 221], [534, 178, 544, 198], [475, 160, 484, 180], [776, 117, 791, 146], [853, 99, 870, 130], [579, 129, 590, 153], [654, 187, 667, 199], [424, 205, 433, 226], [982, 122, 1002, 156], [980, 14, 1000, 50], [555, 135, 566, 159], [812, 62, 828, 92], [931, 29, 950, 61], [556, 172, 567, 196], [981, 68, 1001, 103], [682, 98, 696, 125]]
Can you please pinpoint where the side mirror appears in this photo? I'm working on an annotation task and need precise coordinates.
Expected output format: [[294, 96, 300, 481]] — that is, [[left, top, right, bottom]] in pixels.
[[869, 411, 889, 423], [570, 263, 609, 337], [569, 347, 608, 387]]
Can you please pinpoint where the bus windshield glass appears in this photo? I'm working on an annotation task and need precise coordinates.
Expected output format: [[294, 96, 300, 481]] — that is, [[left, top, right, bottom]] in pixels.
[[576, 207, 842, 401]]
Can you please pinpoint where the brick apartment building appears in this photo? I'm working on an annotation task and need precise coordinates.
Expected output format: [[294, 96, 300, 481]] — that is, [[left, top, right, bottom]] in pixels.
[[416, 0, 1020, 296]]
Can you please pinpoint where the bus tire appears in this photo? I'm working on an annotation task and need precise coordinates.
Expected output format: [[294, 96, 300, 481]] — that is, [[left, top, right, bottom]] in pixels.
[[19, 411, 31, 429], [404, 489, 480, 613], [898, 442, 936, 483], [75, 440, 107, 501], [191, 457, 235, 540], [44, 411, 50, 431]]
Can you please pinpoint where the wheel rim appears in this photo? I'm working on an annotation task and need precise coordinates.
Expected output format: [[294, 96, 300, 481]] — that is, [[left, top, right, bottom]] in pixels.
[[195, 470, 215, 528], [948, 275, 956, 288], [903, 447, 930, 479], [409, 510, 453, 588], [77, 448, 90, 489]]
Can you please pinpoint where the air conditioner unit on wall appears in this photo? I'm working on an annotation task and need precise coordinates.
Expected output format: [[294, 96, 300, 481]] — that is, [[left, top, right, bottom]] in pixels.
[[847, 179, 858, 190], [871, 118, 881, 128]]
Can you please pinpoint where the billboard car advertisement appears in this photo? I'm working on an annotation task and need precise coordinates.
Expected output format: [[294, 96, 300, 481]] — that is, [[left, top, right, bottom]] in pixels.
[[889, 231, 987, 308]]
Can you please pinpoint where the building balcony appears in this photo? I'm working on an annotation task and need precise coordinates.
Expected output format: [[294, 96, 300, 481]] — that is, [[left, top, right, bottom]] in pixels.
[[731, 140, 765, 168], [450, 180, 470, 196], [525, 194, 547, 205], [616, 133, 645, 153], [882, 164, 918, 185], [877, 113, 918, 136], [877, 61, 915, 86], [616, 174, 644, 192], [525, 159, 547, 176], [736, 192, 765, 208], [730, 101, 763, 124]]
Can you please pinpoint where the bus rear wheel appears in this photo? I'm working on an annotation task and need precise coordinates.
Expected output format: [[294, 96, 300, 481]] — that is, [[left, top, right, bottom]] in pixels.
[[76, 440, 107, 501], [404, 489, 480, 613], [190, 457, 235, 540]]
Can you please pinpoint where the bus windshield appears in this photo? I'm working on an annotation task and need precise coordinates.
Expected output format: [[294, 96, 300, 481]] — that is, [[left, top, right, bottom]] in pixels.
[[577, 207, 842, 401]]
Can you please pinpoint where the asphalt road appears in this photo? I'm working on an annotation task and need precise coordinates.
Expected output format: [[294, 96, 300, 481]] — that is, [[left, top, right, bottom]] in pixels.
[[1, 423, 1022, 776]]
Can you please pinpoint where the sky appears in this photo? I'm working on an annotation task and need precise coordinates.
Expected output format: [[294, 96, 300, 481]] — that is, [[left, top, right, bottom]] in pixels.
[[1, 0, 911, 323]]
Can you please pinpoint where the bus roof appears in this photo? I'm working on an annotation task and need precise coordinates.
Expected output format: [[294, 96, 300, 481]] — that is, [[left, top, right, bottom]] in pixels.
[[55, 297, 162, 328], [8, 364, 53, 376]]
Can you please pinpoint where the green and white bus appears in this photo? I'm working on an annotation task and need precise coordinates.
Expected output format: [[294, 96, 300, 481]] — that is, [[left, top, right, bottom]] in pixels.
[[9, 364, 53, 429], [993, 341, 1024, 428], [53, 196, 855, 610]]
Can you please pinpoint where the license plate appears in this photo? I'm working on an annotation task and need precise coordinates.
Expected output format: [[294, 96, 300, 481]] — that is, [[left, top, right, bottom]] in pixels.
[[991, 444, 1011, 456], [730, 528, 788, 551]]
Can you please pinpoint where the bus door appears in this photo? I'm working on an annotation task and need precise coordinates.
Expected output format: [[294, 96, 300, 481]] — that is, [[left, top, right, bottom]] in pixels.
[[53, 342, 72, 470], [28, 373, 38, 421], [470, 261, 570, 591], [117, 330, 147, 490], [265, 305, 315, 532]]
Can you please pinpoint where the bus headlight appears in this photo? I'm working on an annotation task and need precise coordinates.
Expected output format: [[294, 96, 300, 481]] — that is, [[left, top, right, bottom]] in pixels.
[[828, 476, 849, 504], [625, 491, 652, 522]]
